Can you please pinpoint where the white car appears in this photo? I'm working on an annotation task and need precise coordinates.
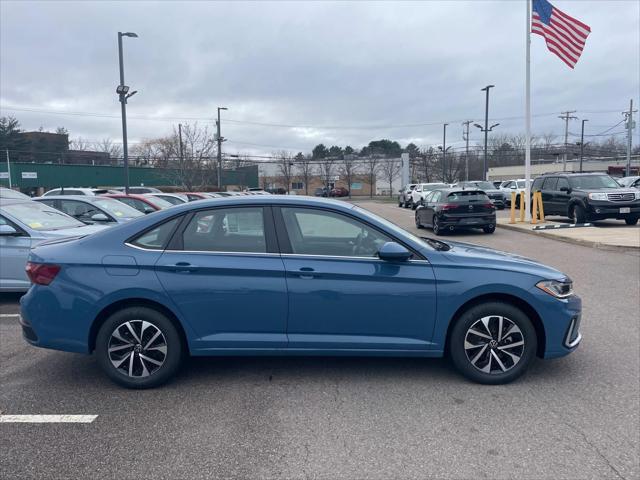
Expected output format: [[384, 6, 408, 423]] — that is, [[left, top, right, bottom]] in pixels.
[[410, 183, 449, 209], [42, 187, 118, 197], [499, 179, 531, 206]]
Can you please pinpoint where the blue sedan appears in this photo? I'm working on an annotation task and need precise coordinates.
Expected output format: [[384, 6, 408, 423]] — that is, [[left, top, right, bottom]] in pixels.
[[20, 196, 582, 388]]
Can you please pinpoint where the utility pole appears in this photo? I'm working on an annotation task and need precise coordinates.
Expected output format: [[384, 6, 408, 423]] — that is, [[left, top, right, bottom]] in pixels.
[[216, 107, 228, 190], [480, 85, 495, 181], [442, 123, 448, 182], [462, 120, 472, 181], [579, 119, 588, 173], [623, 99, 637, 177], [178, 123, 184, 165], [5, 149, 12, 189], [559, 110, 577, 171]]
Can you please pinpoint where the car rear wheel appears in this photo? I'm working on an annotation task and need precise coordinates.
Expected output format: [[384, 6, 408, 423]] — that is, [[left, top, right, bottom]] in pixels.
[[449, 302, 537, 385], [483, 224, 496, 234], [624, 216, 638, 225], [96, 307, 183, 389]]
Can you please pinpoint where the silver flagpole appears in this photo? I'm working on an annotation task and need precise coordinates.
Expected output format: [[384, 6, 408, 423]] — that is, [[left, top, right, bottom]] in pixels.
[[525, 0, 532, 221]]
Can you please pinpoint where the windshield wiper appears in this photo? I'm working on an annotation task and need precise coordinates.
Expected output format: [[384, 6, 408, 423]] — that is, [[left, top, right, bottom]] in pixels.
[[420, 236, 450, 251]]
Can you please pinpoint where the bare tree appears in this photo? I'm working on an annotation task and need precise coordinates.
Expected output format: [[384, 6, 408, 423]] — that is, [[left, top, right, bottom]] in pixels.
[[294, 152, 314, 195], [275, 150, 294, 193], [69, 137, 90, 151], [338, 156, 360, 199], [317, 156, 336, 192], [379, 158, 401, 197], [362, 157, 380, 198], [97, 138, 123, 159]]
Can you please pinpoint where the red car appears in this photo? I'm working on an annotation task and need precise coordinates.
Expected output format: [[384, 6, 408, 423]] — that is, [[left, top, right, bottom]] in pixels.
[[100, 193, 174, 214], [329, 186, 350, 197]]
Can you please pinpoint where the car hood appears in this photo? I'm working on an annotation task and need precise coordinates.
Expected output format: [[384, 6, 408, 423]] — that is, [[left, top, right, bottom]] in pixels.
[[438, 239, 566, 280], [575, 188, 637, 195]]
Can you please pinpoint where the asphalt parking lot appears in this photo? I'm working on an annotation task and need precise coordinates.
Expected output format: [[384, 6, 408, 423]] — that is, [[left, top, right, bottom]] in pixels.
[[1, 200, 639, 480]]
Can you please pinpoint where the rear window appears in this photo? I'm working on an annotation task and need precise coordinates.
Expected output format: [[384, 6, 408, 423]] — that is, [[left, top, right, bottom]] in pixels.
[[447, 191, 489, 202]]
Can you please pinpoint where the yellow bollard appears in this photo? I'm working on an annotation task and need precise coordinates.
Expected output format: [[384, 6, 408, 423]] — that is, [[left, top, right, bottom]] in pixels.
[[519, 191, 525, 222], [536, 191, 545, 223], [509, 191, 516, 224], [531, 193, 538, 224]]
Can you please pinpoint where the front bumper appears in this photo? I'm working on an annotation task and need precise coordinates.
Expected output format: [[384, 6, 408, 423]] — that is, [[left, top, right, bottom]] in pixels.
[[586, 200, 640, 219]]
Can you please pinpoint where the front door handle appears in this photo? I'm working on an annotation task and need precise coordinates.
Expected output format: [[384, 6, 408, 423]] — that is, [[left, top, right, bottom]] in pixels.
[[164, 262, 199, 273], [295, 267, 315, 279]]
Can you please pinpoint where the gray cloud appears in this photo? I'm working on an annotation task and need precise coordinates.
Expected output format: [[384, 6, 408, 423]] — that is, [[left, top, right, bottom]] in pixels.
[[1, 0, 638, 156]]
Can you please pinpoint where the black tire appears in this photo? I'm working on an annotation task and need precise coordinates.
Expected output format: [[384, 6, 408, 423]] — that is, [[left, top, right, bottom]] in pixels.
[[483, 224, 496, 234], [415, 212, 423, 229], [95, 306, 183, 389], [571, 204, 588, 224], [398, 198, 403, 207], [449, 301, 537, 385], [433, 216, 443, 235], [403, 201, 410, 209], [411, 200, 417, 210], [624, 216, 638, 226]]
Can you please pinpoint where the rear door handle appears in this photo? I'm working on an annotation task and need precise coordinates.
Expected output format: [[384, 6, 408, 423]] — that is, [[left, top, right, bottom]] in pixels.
[[164, 262, 199, 273]]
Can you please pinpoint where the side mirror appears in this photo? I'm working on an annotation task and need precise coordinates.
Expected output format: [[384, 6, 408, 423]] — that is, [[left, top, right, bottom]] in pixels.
[[378, 242, 412, 262], [0, 224, 19, 236], [510, 185, 516, 189], [560, 186, 571, 193], [90, 213, 110, 222]]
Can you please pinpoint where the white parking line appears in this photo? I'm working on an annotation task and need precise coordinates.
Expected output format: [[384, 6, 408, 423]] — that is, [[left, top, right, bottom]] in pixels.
[[0, 415, 98, 423], [0, 314, 21, 318]]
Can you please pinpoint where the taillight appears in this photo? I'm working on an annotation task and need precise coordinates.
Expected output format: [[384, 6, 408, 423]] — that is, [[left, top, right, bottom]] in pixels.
[[25, 262, 61, 285], [484, 203, 495, 209], [440, 204, 457, 211]]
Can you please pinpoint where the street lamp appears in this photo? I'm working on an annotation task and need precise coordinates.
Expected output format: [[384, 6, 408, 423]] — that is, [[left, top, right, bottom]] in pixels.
[[579, 119, 588, 172], [216, 107, 228, 189], [117, 31, 138, 194], [475, 85, 495, 181]]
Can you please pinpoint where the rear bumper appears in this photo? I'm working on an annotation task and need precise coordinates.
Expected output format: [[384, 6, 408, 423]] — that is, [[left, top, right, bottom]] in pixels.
[[438, 214, 496, 229]]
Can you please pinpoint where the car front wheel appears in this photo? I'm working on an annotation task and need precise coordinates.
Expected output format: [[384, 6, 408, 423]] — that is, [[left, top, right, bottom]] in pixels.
[[449, 302, 537, 385], [571, 204, 588, 224], [415, 212, 423, 229], [96, 306, 183, 389], [624, 216, 638, 225]]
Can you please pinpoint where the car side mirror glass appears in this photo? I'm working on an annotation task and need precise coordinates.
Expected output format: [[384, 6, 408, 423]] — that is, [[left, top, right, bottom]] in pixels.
[[560, 186, 570, 193], [90, 213, 110, 222], [377, 242, 412, 262], [0, 224, 19, 236]]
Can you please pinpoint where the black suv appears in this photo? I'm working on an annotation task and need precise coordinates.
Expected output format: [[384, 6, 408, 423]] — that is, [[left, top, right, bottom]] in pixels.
[[531, 172, 640, 225]]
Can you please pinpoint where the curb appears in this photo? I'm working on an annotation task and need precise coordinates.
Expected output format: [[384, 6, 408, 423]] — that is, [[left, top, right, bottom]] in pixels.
[[496, 222, 640, 253]]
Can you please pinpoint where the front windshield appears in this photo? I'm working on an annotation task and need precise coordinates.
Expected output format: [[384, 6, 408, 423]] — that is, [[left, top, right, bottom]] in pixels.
[[92, 198, 144, 218], [473, 181, 496, 190], [2, 201, 85, 231], [516, 181, 527, 188], [569, 175, 620, 189]]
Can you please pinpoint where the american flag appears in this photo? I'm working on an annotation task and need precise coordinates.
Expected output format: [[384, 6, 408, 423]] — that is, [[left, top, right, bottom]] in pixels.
[[531, 0, 591, 69]]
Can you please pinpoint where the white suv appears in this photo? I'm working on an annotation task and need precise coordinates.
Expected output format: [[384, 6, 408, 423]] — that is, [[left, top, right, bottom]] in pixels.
[[410, 183, 448, 209], [499, 179, 530, 206]]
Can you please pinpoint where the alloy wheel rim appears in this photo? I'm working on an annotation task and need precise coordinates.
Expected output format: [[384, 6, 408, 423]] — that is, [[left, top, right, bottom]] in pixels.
[[108, 320, 167, 378], [464, 315, 524, 374], [433, 217, 439, 232]]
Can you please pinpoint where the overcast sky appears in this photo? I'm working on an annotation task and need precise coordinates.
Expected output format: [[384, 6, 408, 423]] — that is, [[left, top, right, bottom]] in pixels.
[[1, 0, 638, 157]]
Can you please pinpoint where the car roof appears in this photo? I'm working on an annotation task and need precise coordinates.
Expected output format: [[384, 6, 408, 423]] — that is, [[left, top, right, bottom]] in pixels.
[[34, 195, 117, 202]]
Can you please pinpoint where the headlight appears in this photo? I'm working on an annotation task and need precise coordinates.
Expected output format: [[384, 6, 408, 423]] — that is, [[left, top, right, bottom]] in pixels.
[[536, 279, 574, 299], [588, 192, 607, 201], [635, 191, 640, 200]]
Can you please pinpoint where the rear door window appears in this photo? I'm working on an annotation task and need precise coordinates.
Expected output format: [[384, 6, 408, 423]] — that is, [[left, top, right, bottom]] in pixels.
[[181, 207, 266, 253], [542, 177, 558, 191]]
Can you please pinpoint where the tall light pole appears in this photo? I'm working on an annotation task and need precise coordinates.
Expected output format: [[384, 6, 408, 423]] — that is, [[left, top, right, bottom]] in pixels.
[[216, 107, 228, 190], [579, 119, 588, 173], [479, 85, 495, 181], [117, 31, 138, 194], [462, 120, 472, 181]]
